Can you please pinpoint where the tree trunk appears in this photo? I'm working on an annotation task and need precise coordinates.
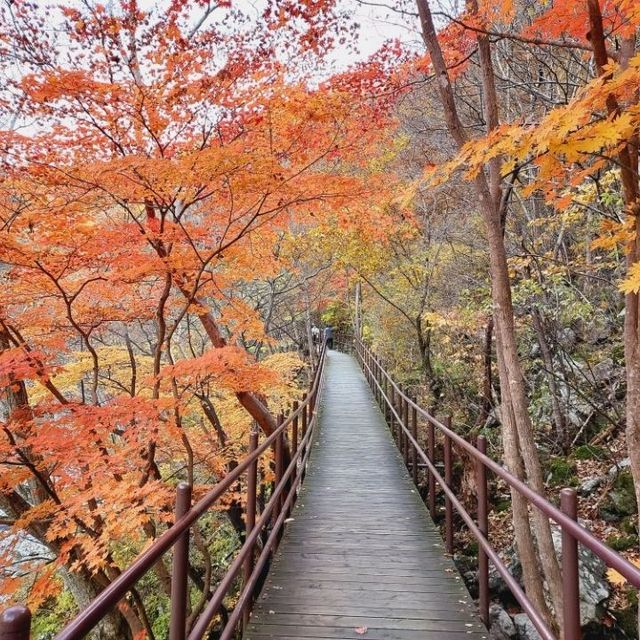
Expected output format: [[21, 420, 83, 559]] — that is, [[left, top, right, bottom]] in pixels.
[[585, 11, 640, 637], [531, 309, 569, 452], [414, 0, 563, 624], [476, 316, 493, 427]]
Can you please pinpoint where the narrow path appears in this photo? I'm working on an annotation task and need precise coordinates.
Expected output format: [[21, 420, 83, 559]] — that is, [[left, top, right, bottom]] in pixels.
[[245, 350, 487, 640]]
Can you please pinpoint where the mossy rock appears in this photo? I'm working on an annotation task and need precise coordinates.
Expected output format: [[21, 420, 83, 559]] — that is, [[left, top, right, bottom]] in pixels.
[[600, 471, 638, 521], [547, 457, 578, 487], [611, 342, 625, 365], [605, 533, 639, 551], [620, 516, 639, 536], [573, 444, 606, 460], [495, 498, 511, 513]]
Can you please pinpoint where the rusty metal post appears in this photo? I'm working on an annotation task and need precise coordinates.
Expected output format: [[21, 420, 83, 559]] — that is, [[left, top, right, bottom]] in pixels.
[[0, 606, 31, 640], [476, 436, 489, 628], [561, 488, 581, 640], [444, 416, 453, 554], [411, 401, 418, 485], [170, 482, 192, 640], [242, 429, 259, 630], [427, 419, 436, 519]]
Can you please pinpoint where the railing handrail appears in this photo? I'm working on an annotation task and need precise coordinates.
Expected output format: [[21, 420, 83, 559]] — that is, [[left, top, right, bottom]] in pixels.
[[354, 336, 640, 640], [0, 342, 329, 640], [357, 337, 640, 585]]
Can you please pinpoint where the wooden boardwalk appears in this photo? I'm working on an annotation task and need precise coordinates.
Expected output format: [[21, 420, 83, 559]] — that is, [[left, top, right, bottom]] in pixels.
[[246, 350, 487, 640]]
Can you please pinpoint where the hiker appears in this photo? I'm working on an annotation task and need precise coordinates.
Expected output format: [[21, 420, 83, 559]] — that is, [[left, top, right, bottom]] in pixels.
[[323, 325, 334, 349], [311, 325, 320, 344]]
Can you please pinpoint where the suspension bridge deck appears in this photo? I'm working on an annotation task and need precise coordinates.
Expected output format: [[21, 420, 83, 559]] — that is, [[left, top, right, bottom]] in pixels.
[[245, 350, 487, 640]]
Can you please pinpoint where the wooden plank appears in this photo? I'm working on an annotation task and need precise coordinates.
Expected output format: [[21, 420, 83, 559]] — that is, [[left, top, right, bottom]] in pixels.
[[245, 351, 487, 640]]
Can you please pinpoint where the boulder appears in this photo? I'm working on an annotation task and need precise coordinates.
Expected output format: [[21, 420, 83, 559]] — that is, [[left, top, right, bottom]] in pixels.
[[607, 457, 631, 478], [599, 470, 637, 522], [488, 545, 521, 596], [490, 524, 609, 627], [550, 526, 609, 625], [578, 476, 604, 496], [513, 614, 542, 640], [558, 328, 577, 350], [489, 604, 516, 639], [592, 358, 617, 385]]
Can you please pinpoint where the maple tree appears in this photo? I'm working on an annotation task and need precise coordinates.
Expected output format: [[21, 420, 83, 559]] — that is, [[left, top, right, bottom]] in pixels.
[[0, 1, 399, 636]]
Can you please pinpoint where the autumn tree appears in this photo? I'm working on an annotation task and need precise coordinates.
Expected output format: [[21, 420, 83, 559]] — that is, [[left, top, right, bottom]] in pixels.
[[0, 1, 393, 636]]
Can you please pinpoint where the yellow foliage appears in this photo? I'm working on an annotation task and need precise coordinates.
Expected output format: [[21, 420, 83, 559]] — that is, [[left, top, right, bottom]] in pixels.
[[607, 558, 640, 587], [620, 262, 640, 295]]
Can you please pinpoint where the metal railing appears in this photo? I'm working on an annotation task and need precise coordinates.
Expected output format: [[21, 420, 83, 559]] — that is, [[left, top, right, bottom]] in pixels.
[[354, 336, 640, 640], [0, 342, 328, 640]]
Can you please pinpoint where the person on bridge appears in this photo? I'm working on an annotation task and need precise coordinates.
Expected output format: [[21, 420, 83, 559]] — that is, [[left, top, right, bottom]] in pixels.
[[323, 325, 334, 349]]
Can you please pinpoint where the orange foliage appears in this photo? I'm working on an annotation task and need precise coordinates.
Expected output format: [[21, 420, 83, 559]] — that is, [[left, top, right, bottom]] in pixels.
[[0, 0, 397, 617]]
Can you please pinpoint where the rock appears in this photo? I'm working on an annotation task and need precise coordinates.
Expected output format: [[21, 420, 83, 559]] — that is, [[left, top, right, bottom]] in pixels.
[[592, 358, 617, 384], [513, 613, 542, 640], [546, 458, 577, 487], [489, 604, 516, 639], [551, 526, 609, 625], [488, 545, 521, 595], [578, 476, 604, 496], [607, 457, 631, 478], [558, 327, 577, 349], [490, 524, 610, 628], [599, 470, 637, 522], [566, 397, 596, 428], [463, 570, 479, 597], [582, 323, 611, 345]]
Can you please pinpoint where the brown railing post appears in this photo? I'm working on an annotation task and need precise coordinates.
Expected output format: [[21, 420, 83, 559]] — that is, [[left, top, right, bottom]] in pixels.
[[374, 356, 379, 404], [402, 393, 409, 467], [310, 383, 317, 417], [170, 482, 192, 640], [427, 419, 436, 519], [243, 429, 259, 630], [411, 401, 418, 485], [395, 386, 402, 447], [444, 416, 453, 555], [383, 374, 389, 424], [561, 488, 581, 640], [390, 383, 396, 439], [0, 606, 31, 640], [301, 393, 308, 437], [274, 414, 284, 521], [292, 400, 299, 458], [476, 436, 489, 628]]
